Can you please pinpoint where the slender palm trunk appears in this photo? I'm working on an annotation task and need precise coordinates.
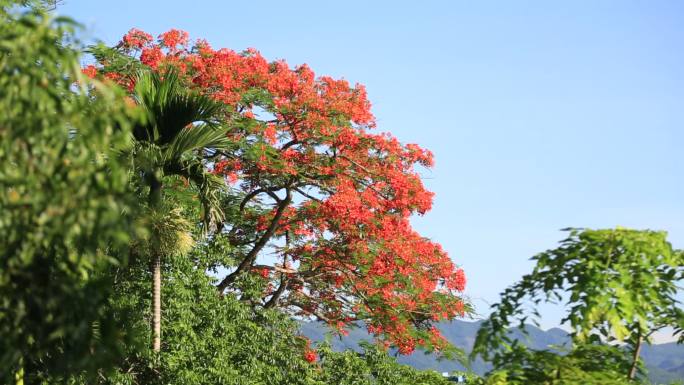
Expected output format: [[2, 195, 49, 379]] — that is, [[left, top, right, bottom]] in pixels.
[[628, 332, 643, 380], [148, 174, 163, 353], [151, 253, 161, 352]]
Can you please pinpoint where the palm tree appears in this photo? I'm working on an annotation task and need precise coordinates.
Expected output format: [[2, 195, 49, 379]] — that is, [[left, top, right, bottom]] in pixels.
[[126, 69, 231, 352]]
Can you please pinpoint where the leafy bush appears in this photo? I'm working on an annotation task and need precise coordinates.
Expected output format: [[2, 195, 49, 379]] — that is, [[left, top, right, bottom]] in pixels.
[[0, 4, 140, 381]]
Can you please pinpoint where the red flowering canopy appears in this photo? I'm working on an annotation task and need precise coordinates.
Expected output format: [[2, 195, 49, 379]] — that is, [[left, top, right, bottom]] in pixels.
[[90, 29, 468, 354]]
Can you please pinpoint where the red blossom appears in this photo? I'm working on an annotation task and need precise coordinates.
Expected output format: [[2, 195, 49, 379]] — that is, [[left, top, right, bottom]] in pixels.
[[158, 29, 189, 50], [121, 28, 152, 49], [141, 47, 164, 68], [81, 65, 97, 79], [303, 350, 317, 363]]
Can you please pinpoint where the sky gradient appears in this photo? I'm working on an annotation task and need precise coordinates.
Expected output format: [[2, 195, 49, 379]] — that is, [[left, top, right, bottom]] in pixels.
[[58, 0, 684, 335]]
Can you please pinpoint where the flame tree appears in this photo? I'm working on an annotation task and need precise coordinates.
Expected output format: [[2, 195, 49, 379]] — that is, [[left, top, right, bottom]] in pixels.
[[87, 29, 469, 354]]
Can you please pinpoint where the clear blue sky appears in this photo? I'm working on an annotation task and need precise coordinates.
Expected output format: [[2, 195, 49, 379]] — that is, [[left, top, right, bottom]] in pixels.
[[58, 0, 684, 331]]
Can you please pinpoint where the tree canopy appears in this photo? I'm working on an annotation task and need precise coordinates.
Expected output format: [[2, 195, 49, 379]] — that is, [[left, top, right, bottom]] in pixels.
[[472, 228, 684, 382]]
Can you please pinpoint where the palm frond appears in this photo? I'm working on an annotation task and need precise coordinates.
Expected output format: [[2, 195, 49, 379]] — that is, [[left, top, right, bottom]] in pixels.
[[163, 123, 234, 164], [135, 207, 195, 257], [133, 69, 226, 145], [164, 158, 226, 231], [126, 68, 231, 233]]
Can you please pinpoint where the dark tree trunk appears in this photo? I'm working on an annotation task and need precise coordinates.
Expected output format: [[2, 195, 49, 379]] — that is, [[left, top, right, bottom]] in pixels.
[[628, 332, 643, 380]]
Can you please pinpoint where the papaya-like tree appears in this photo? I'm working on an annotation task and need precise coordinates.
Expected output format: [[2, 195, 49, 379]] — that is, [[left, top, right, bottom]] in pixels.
[[472, 228, 684, 381], [475, 343, 641, 385]]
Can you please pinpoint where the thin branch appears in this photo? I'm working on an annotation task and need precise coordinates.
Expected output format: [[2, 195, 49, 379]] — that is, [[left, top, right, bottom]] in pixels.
[[252, 264, 297, 274], [238, 187, 282, 212], [264, 278, 289, 308], [280, 139, 299, 151], [288, 301, 333, 323], [264, 232, 292, 309], [293, 186, 323, 202]]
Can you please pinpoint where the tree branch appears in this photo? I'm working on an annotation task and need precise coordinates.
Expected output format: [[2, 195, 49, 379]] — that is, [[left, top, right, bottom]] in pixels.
[[264, 277, 289, 309], [293, 186, 323, 202], [217, 188, 292, 293], [238, 186, 282, 212]]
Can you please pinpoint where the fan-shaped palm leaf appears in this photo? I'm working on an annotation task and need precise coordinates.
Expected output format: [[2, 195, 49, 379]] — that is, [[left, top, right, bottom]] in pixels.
[[132, 69, 225, 146], [162, 122, 234, 164]]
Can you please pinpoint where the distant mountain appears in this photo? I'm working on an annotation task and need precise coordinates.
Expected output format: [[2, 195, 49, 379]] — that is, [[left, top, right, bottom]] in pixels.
[[299, 320, 684, 384]]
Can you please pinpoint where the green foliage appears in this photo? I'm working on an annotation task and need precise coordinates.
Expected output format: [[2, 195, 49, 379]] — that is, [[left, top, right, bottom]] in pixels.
[[459, 344, 645, 385], [0, 6, 140, 381], [63, 230, 452, 385], [94, 253, 316, 384], [486, 343, 640, 385], [472, 228, 684, 382], [316, 341, 452, 385]]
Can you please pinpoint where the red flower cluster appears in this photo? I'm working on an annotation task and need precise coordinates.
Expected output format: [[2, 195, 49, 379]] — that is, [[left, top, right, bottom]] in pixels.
[[121, 28, 152, 49], [303, 350, 317, 363], [81, 65, 97, 79], [92, 28, 467, 354], [159, 29, 189, 50]]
